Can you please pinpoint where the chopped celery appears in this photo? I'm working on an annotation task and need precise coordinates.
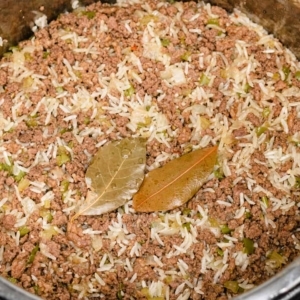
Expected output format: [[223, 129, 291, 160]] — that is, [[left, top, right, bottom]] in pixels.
[[9, 46, 20, 52], [74, 70, 82, 78], [243, 238, 254, 255], [18, 178, 30, 192], [262, 107, 271, 118], [199, 73, 210, 86], [82, 11, 96, 19], [160, 38, 170, 47], [14, 171, 26, 182], [27, 245, 39, 264], [56, 146, 71, 166], [209, 217, 219, 227], [220, 224, 232, 234], [40, 209, 53, 223], [117, 290, 123, 300], [3, 52, 12, 58], [214, 167, 224, 179], [181, 51, 191, 62], [56, 86, 64, 94], [22, 76, 34, 89], [207, 18, 219, 26], [33, 285, 40, 295], [60, 180, 70, 193], [59, 127, 72, 134], [199, 116, 210, 129], [295, 177, 300, 188], [244, 211, 252, 219], [261, 196, 269, 207], [182, 222, 191, 231], [25, 115, 38, 127], [24, 52, 32, 61], [18, 226, 30, 237], [140, 15, 158, 25], [42, 51, 50, 59], [182, 207, 191, 216], [244, 82, 251, 93], [164, 275, 173, 284], [140, 287, 164, 300], [40, 226, 58, 239], [44, 199, 51, 209], [84, 117, 90, 125], [282, 66, 290, 81], [224, 281, 239, 293], [0, 161, 13, 175], [217, 248, 224, 256], [272, 72, 280, 81], [295, 70, 300, 80], [124, 84, 135, 97], [220, 69, 227, 79], [8, 277, 17, 284], [143, 116, 152, 126], [267, 250, 286, 268], [256, 126, 268, 137], [196, 212, 203, 219]]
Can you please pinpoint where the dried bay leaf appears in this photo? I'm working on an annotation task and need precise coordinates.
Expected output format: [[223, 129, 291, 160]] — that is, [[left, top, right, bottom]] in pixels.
[[72, 138, 146, 219], [133, 146, 218, 212]]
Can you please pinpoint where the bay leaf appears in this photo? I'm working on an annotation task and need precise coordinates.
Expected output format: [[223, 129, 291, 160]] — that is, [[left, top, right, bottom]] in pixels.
[[133, 146, 218, 212], [72, 138, 146, 219]]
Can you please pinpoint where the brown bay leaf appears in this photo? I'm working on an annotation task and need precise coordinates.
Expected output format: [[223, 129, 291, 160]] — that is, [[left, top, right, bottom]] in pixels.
[[133, 146, 218, 212], [72, 138, 146, 219]]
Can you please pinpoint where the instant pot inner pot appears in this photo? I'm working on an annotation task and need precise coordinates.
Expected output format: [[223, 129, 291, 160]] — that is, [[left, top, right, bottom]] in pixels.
[[0, 0, 299, 300]]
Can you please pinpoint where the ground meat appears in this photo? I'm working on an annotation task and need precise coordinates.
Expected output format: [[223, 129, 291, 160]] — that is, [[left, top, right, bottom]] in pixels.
[[1, 214, 16, 230], [11, 252, 28, 279]]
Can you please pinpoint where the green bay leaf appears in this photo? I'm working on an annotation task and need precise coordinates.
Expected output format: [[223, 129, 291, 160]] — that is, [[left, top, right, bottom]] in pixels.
[[72, 138, 146, 218]]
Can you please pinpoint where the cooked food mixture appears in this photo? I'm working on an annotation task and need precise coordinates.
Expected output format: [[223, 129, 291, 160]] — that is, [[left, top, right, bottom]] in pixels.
[[0, 0, 299, 299]]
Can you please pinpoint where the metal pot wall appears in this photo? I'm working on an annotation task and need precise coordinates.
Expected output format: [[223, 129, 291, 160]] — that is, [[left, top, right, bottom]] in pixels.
[[0, 1, 299, 300], [1, 0, 300, 59]]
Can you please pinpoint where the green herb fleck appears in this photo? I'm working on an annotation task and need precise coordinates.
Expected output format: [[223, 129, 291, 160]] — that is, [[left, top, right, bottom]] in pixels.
[[261, 196, 269, 208], [124, 84, 135, 97], [181, 51, 191, 62], [243, 238, 254, 255], [244, 211, 252, 219], [217, 248, 224, 256], [8, 277, 17, 284], [224, 281, 240, 294], [220, 224, 232, 234], [256, 126, 268, 137], [199, 73, 210, 86], [160, 38, 170, 47], [214, 167, 224, 179], [262, 107, 271, 118], [182, 207, 191, 216], [282, 65, 290, 81], [267, 250, 286, 268], [182, 222, 191, 231], [27, 245, 39, 264], [82, 11, 96, 19], [42, 51, 50, 59], [18, 226, 30, 237], [56, 146, 71, 166], [207, 18, 219, 26]]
